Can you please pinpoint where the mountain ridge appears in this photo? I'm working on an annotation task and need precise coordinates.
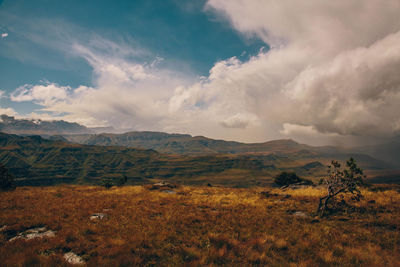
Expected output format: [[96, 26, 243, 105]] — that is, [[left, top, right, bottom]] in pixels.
[[65, 131, 314, 156], [1, 132, 395, 186], [2, 114, 398, 169], [0, 114, 93, 135], [63, 131, 393, 169], [0, 132, 302, 186]]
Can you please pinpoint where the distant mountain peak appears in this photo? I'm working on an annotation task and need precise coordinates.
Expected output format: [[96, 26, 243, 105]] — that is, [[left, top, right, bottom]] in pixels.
[[0, 114, 92, 135]]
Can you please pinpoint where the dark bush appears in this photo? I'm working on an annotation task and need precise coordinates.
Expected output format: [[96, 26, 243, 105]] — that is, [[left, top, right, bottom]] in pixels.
[[101, 178, 114, 189], [274, 172, 302, 187], [101, 175, 127, 189], [116, 175, 128, 186], [0, 163, 15, 191]]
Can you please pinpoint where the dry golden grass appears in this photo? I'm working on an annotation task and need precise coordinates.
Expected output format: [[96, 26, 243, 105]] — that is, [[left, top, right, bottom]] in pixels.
[[0, 185, 399, 266]]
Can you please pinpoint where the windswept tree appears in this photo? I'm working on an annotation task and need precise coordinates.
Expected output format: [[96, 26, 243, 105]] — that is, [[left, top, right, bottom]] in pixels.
[[317, 158, 365, 216]]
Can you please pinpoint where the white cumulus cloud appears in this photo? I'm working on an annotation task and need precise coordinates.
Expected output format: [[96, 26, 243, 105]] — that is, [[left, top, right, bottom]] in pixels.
[[201, 0, 400, 141], [7, 1, 400, 144], [0, 107, 17, 118], [11, 83, 70, 106]]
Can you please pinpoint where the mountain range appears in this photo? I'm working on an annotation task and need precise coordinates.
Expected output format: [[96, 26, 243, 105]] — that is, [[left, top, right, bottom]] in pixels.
[[0, 115, 398, 185], [0, 132, 329, 187], [63, 131, 397, 168], [0, 115, 92, 135]]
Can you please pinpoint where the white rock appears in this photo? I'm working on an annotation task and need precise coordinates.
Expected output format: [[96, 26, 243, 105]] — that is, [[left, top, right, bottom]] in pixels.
[[154, 181, 169, 186], [90, 213, 107, 220], [8, 227, 56, 242], [25, 230, 56, 240], [64, 252, 85, 265], [293, 211, 308, 218]]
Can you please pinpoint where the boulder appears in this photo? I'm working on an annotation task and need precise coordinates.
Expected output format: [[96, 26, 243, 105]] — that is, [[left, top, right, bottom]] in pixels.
[[8, 227, 56, 241], [64, 252, 85, 265], [90, 213, 107, 220]]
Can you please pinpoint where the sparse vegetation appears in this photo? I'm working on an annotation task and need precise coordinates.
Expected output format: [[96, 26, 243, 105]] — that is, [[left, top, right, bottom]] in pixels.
[[101, 175, 128, 189], [1, 185, 399, 266], [317, 158, 366, 216], [116, 175, 128, 187], [100, 178, 114, 189], [0, 164, 15, 191]]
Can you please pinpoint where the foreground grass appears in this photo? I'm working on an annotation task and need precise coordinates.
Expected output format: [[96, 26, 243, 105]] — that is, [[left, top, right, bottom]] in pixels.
[[0, 185, 399, 266]]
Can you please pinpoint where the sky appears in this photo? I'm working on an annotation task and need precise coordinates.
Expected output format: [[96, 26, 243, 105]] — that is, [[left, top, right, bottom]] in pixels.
[[1, 0, 400, 146]]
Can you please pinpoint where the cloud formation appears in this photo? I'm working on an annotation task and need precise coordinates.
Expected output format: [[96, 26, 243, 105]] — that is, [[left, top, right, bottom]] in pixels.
[[7, 37, 193, 129], [11, 83, 70, 106], [0, 90, 17, 119], [7, 1, 400, 144], [202, 0, 400, 140]]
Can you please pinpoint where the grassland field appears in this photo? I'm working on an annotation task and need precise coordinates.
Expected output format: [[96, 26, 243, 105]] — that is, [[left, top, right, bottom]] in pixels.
[[0, 184, 400, 266]]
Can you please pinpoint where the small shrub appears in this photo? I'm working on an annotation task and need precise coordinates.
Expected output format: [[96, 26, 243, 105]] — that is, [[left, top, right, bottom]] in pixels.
[[274, 172, 313, 187], [101, 175, 127, 188], [116, 175, 128, 186], [101, 178, 114, 189], [274, 172, 302, 186], [0, 163, 15, 191]]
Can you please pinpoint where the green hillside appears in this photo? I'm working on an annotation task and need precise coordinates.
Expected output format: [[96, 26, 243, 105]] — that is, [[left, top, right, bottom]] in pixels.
[[0, 132, 393, 186], [64, 131, 390, 170], [65, 131, 388, 164], [0, 133, 312, 186]]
